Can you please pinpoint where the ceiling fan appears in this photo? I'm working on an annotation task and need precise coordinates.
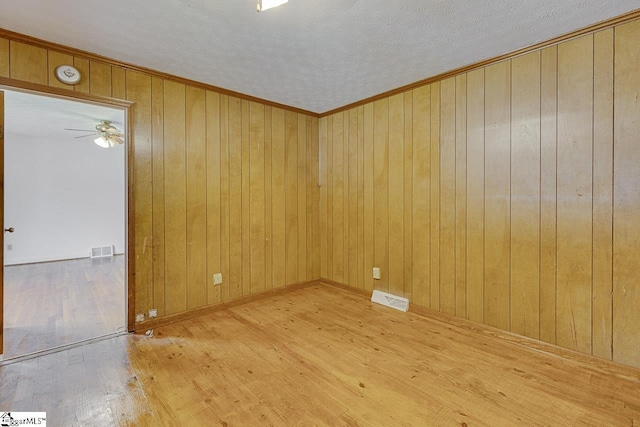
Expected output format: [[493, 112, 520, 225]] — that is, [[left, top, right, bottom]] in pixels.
[[65, 120, 125, 148]]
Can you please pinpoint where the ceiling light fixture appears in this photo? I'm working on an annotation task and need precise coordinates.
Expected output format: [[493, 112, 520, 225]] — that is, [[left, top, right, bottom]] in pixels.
[[94, 133, 125, 149], [65, 120, 125, 149], [257, 0, 288, 12]]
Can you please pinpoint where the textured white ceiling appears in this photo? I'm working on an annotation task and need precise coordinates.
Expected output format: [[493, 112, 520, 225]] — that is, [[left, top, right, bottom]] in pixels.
[[3, 90, 124, 142], [0, 1, 638, 113]]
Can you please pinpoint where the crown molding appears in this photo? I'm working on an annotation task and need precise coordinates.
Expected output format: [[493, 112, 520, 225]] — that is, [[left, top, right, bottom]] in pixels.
[[320, 8, 640, 117], [3, 8, 639, 118], [0, 28, 320, 118]]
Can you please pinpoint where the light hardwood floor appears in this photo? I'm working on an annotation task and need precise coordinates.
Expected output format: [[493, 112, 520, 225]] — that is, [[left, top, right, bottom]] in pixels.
[[3, 256, 125, 358], [1, 284, 639, 426]]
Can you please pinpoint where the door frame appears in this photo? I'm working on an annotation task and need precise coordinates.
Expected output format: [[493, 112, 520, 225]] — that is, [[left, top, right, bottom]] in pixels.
[[0, 76, 136, 333]]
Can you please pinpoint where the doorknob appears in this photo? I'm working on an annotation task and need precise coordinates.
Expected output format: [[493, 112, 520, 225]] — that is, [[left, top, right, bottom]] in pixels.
[[4, 227, 14, 233]]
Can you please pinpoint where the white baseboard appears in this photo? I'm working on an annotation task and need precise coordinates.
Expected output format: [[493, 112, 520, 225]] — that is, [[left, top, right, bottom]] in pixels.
[[5, 252, 124, 266]]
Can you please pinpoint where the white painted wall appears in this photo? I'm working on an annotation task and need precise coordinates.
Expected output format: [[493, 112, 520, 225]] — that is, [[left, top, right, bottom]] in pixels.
[[4, 131, 125, 265]]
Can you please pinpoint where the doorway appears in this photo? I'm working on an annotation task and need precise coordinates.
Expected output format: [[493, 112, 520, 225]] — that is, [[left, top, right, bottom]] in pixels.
[[1, 89, 127, 360]]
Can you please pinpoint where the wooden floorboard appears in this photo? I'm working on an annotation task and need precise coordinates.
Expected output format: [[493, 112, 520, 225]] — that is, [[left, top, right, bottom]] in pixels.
[[3, 256, 125, 358], [1, 284, 639, 426]]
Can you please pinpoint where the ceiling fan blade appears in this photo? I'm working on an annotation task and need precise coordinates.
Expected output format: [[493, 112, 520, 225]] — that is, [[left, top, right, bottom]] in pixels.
[[74, 133, 97, 139], [65, 128, 97, 132]]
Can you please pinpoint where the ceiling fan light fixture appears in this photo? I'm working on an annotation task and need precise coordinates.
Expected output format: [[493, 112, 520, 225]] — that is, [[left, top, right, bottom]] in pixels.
[[93, 136, 112, 148], [111, 135, 125, 145], [94, 136, 111, 148], [257, 0, 288, 12], [94, 133, 124, 148]]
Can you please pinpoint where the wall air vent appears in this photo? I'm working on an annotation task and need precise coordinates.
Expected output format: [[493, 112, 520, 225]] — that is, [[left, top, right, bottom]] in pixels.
[[90, 245, 114, 258], [371, 290, 409, 312]]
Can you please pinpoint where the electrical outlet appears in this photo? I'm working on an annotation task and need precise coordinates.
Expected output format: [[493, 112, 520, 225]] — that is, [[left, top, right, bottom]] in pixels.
[[148, 309, 158, 318], [213, 273, 223, 285], [6, 244, 12, 251], [135, 313, 145, 323], [373, 267, 381, 280]]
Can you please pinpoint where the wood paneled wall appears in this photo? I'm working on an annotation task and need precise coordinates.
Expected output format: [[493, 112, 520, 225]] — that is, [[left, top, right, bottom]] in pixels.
[[319, 21, 640, 368], [1, 18, 640, 369], [0, 37, 320, 320]]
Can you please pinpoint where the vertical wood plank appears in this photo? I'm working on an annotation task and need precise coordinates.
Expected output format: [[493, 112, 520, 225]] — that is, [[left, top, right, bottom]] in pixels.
[[89, 61, 112, 98], [319, 117, 328, 279], [219, 95, 231, 300], [484, 61, 511, 330], [364, 103, 375, 292], [342, 112, 349, 286], [592, 29, 614, 360], [151, 77, 166, 316], [388, 94, 405, 296], [455, 74, 467, 317], [430, 82, 441, 310], [272, 108, 286, 288], [613, 20, 640, 367], [111, 67, 126, 100], [297, 114, 308, 282], [412, 85, 431, 307], [127, 71, 153, 318], [439, 77, 456, 315], [373, 99, 389, 292], [307, 116, 314, 280], [241, 100, 251, 294], [466, 68, 485, 323], [332, 113, 345, 283], [47, 51, 74, 89], [348, 109, 359, 287], [557, 35, 593, 354], [510, 51, 541, 339], [311, 117, 321, 279], [206, 91, 222, 304], [403, 92, 413, 299], [250, 102, 266, 293], [0, 38, 9, 77], [327, 116, 334, 281], [265, 106, 274, 289], [357, 106, 365, 289], [540, 45, 558, 345], [185, 86, 207, 309], [163, 80, 187, 314], [73, 57, 90, 93], [285, 110, 298, 285], [227, 97, 243, 298], [10, 41, 47, 84]]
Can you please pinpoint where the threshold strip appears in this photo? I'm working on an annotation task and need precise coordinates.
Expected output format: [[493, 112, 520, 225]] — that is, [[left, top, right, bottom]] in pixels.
[[0, 330, 129, 367]]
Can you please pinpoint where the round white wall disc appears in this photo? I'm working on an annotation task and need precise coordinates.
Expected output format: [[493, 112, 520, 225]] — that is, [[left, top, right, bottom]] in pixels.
[[54, 65, 82, 85]]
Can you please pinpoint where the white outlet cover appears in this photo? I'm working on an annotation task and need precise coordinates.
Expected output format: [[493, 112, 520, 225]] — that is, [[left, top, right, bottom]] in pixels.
[[213, 273, 223, 285], [373, 267, 381, 280]]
